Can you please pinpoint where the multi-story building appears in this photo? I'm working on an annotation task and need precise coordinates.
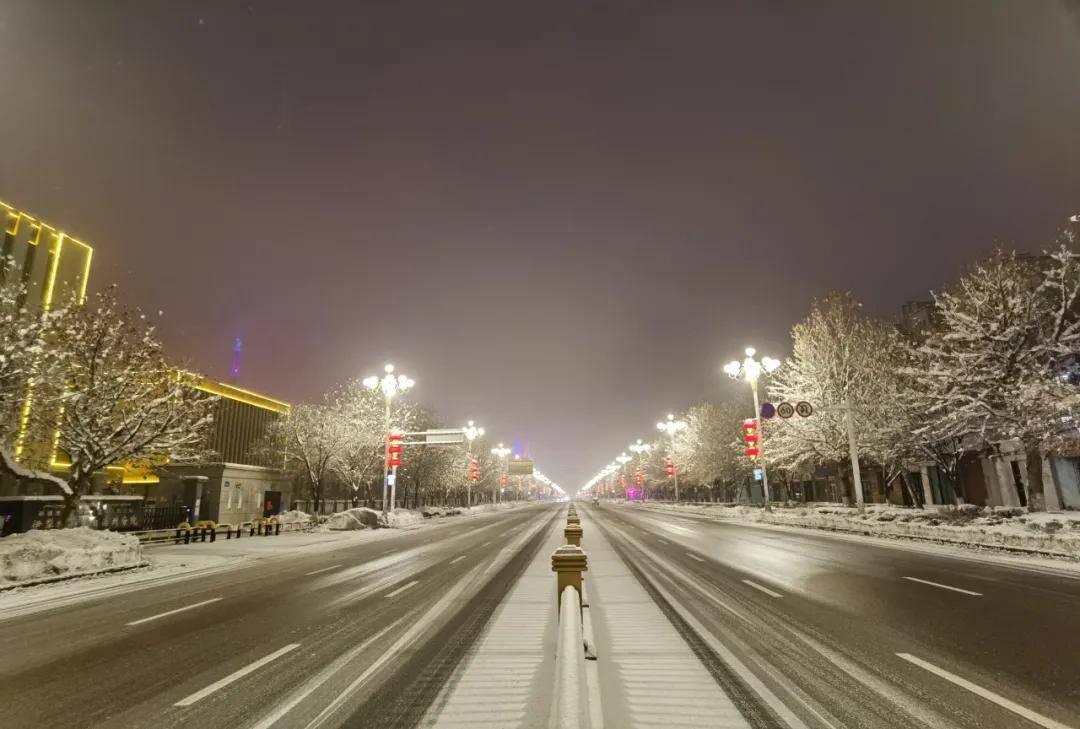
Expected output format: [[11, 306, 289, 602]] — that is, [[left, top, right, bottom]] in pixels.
[[0, 199, 294, 531], [1, 200, 92, 311]]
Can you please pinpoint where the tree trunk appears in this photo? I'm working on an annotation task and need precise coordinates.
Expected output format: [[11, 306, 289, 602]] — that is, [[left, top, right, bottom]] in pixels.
[[1025, 444, 1047, 512]]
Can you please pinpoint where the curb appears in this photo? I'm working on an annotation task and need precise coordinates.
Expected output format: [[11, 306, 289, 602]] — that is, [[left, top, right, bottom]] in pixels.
[[634, 505, 1080, 561], [0, 560, 151, 591]]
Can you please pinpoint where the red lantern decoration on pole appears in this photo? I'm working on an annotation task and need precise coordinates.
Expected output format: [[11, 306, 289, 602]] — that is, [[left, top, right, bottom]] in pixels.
[[388, 433, 403, 467], [469, 459, 480, 481], [743, 418, 759, 460]]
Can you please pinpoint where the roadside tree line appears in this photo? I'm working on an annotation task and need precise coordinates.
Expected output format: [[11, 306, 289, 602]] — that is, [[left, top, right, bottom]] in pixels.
[[625, 230, 1080, 512]]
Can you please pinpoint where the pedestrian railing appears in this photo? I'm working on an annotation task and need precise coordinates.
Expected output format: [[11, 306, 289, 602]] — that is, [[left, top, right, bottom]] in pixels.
[[131, 516, 314, 546]]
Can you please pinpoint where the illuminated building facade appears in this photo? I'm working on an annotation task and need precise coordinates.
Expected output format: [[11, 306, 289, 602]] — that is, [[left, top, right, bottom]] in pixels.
[[0, 200, 295, 528], [1, 200, 92, 310]]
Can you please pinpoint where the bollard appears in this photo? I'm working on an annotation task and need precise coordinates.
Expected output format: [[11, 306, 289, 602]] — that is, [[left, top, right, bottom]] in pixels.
[[564, 522, 583, 547], [551, 544, 588, 613], [566, 511, 580, 525], [275, 522, 281, 536]]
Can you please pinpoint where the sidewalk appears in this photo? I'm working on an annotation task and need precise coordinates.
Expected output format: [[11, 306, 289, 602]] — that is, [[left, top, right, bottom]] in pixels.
[[424, 507, 750, 729], [579, 509, 750, 729]]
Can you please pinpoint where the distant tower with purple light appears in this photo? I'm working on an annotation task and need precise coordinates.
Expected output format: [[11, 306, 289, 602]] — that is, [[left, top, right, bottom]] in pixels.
[[230, 337, 243, 383]]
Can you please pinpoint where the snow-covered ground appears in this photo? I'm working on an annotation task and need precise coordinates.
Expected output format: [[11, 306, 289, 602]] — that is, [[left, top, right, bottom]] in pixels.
[[0, 528, 143, 587], [629, 501, 1080, 558]]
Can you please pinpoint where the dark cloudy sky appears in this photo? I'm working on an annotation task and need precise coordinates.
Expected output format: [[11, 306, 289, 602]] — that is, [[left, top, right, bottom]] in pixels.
[[2, 1, 1079, 491]]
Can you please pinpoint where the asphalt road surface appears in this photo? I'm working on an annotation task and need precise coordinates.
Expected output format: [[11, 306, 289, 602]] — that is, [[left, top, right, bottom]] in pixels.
[[0, 503, 560, 729], [585, 502, 1080, 729]]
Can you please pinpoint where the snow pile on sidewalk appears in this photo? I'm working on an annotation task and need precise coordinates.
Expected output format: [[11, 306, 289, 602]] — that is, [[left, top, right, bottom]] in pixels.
[[275, 510, 314, 525], [0, 528, 143, 586], [634, 502, 1080, 558], [381, 509, 424, 528], [325, 508, 381, 530]]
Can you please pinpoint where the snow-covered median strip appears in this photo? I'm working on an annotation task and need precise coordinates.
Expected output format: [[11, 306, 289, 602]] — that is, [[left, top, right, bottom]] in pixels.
[[0, 527, 144, 588], [631, 502, 1080, 559]]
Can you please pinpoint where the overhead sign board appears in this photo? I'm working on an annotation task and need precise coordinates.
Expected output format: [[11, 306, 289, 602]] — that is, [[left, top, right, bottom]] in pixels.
[[508, 458, 534, 475], [401, 429, 465, 445]]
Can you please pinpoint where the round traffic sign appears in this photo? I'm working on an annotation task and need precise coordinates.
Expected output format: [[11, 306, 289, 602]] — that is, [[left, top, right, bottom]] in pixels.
[[777, 402, 795, 419], [760, 402, 776, 419], [795, 401, 813, 417]]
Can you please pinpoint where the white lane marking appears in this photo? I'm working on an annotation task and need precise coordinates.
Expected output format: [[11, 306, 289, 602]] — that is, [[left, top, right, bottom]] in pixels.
[[384, 580, 419, 598], [248, 622, 402, 729], [685, 552, 706, 562], [480, 541, 492, 547], [126, 598, 223, 627], [304, 565, 342, 576], [742, 579, 783, 598], [902, 576, 982, 596], [449, 555, 467, 564], [657, 538, 670, 545], [174, 644, 300, 706], [896, 653, 1075, 729]]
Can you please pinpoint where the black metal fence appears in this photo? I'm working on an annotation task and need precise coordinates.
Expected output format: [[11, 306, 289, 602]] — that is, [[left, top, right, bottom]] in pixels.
[[142, 506, 190, 531]]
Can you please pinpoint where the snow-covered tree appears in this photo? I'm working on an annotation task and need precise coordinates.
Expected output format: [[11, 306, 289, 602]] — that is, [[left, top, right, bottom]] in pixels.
[[675, 401, 751, 501], [914, 242, 1080, 510], [328, 380, 399, 507], [262, 399, 344, 514], [47, 287, 218, 524], [767, 292, 920, 501]]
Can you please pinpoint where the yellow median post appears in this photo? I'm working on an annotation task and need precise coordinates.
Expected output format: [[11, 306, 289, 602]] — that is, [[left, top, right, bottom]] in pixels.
[[564, 522, 583, 546], [551, 544, 588, 613]]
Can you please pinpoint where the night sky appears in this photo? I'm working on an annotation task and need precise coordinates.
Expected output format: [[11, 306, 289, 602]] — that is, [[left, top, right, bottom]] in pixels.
[[2, 1, 1079, 491]]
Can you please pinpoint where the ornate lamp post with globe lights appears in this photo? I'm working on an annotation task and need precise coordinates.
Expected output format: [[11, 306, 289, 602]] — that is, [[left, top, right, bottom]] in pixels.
[[362, 364, 415, 515], [462, 420, 484, 508], [490, 443, 511, 503], [657, 414, 688, 502], [724, 347, 781, 510], [629, 438, 652, 501]]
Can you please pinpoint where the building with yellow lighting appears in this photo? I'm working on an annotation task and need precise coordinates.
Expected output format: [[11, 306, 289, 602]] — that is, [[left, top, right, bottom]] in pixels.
[[0, 200, 295, 532], [1, 200, 92, 310]]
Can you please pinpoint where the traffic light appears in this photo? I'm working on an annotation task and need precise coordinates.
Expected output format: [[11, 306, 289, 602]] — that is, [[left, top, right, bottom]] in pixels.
[[743, 418, 758, 460], [388, 433, 403, 467], [469, 459, 480, 481]]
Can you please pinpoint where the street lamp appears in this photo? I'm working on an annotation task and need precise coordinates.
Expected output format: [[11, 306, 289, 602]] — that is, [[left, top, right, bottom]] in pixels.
[[463, 420, 484, 508], [490, 443, 511, 504], [724, 347, 780, 509], [363, 364, 415, 515], [629, 438, 651, 501], [615, 452, 631, 499], [657, 414, 687, 501]]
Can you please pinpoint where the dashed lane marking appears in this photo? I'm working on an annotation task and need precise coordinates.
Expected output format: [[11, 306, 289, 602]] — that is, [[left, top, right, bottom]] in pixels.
[[685, 552, 706, 562], [384, 580, 420, 598], [896, 653, 1074, 729], [742, 579, 783, 598], [902, 576, 982, 596], [304, 565, 342, 576], [127, 598, 223, 627], [174, 644, 300, 706]]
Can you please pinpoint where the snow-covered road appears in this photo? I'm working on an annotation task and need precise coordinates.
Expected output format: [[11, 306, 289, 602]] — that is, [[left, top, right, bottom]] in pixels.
[[587, 501, 1080, 729]]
